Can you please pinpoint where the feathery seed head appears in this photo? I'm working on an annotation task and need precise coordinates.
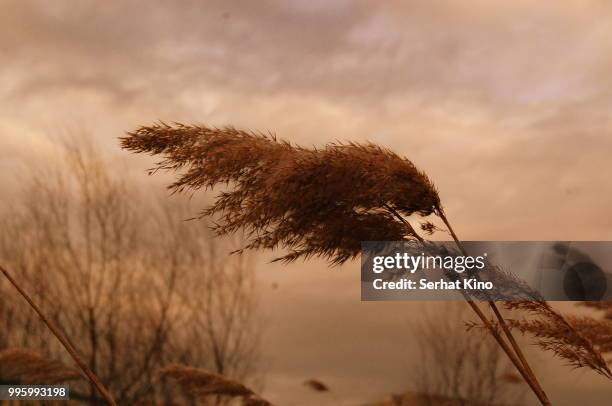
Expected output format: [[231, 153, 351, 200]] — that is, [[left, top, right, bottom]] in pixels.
[[121, 123, 440, 264], [0, 349, 83, 384]]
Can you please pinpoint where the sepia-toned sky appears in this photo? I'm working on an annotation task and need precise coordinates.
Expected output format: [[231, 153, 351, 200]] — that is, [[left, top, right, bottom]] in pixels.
[[1, 1, 612, 404]]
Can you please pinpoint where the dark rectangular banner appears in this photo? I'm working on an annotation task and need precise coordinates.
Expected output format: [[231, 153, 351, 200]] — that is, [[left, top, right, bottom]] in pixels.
[[361, 241, 612, 301]]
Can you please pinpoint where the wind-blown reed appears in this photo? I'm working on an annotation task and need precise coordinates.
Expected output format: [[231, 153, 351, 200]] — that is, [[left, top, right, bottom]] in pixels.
[[122, 122, 608, 404], [0, 348, 83, 384], [122, 123, 438, 264], [505, 301, 612, 378], [121, 123, 551, 402], [160, 364, 271, 406]]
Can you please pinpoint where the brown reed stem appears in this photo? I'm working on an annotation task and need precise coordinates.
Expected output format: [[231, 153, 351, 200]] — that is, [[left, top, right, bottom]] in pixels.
[[383, 204, 424, 242], [460, 296, 550, 404], [0, 264, 117, 406], [435, 209, 551, 406], [489, 301, 547, 396]]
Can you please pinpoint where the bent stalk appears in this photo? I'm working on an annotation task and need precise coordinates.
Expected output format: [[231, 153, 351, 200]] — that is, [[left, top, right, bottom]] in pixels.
[[436, 210, 550, 406], [0, 264, 117, 406]]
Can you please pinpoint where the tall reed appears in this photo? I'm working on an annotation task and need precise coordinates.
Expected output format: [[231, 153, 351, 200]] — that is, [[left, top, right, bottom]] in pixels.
[[0, 265, 117, 406], [160, 364, 272, 405], [0, 348, 82, 384], [121, 122, 609, 404]]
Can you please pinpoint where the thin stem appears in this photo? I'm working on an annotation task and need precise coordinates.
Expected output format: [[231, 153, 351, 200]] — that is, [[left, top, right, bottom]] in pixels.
[[383, 204, 424, 242], [0, 264, 117, 406], [460, 294, 549, 404], [436, 209, 550, 406], [489, 302, 547, 389], [385, 207, 548, 404]]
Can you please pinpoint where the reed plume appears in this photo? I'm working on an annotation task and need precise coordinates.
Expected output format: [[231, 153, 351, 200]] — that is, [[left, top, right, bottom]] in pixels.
[[121, 123, 438, 264], [0, 348, 83, 384], [121, 122, 554, 404], [504, 301, 612, 377], [579, 302, 612, 357], [159, 364, 272, 406], [505, 301, 612, 379]]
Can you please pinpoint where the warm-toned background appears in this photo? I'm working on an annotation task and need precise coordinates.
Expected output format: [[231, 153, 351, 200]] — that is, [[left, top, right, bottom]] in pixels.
[[1, 1, 611, 404]]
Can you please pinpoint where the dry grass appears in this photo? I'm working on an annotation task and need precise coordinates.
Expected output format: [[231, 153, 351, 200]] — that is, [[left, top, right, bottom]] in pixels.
[[579, 302, 612, 357], [159, 364, 272, 405], [504, 301, 612, 379], [0, 348, 83, 384], [0, 264, 118, 405], [120, 123, 549, 402], [122, 122, 612, 404], [121, 123, 438, 264]]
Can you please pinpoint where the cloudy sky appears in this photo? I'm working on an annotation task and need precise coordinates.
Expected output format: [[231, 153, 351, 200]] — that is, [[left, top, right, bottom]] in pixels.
[[1, 1, 612, 404]]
